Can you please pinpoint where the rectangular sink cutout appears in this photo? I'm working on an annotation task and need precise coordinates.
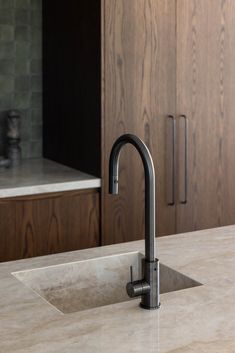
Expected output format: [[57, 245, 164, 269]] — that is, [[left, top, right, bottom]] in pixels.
[[12, 252, 202, 314]]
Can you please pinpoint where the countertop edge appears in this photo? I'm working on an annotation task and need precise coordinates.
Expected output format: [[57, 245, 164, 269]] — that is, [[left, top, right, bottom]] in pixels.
[[0, 178, 101, 198]]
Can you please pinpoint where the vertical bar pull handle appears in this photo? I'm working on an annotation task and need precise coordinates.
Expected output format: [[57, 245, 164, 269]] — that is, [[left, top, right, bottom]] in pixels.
[[166, 115, 176, 206], [179, 115, 188, 204]]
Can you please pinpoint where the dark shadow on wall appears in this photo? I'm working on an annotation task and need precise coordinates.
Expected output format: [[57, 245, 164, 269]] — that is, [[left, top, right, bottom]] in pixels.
[[0, 111, 7, 156]]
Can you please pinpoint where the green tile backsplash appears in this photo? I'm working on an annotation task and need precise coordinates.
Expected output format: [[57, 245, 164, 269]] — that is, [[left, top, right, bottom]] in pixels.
[[0, 0, 42, 159]]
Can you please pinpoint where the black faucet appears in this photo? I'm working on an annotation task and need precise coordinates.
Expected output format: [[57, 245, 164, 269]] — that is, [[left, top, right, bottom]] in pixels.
[[109, 134, 160, 310]]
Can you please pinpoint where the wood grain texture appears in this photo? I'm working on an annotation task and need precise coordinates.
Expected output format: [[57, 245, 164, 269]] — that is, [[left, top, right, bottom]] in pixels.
[[102, 0, 176, 245], [0, 189, 100, 262], [176, 0, 235, 232]]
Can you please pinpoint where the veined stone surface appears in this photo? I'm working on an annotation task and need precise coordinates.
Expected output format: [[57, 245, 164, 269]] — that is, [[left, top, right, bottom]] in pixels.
[[1, 225, 235, 352]]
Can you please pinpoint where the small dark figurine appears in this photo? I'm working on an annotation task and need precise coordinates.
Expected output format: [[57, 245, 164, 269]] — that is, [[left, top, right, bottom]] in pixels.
[[6, 110, 22, 167]]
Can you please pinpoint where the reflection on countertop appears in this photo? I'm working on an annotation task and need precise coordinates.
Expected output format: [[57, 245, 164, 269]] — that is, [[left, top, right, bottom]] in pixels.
[[0, 158, 101, 198]]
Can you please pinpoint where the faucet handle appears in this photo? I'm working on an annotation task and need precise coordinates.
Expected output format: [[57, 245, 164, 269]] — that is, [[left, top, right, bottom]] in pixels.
[[129, 265, 133, 283], [127, 265, 150, 298]]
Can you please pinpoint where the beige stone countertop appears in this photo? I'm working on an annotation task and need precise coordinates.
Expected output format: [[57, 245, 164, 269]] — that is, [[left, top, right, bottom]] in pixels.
[[1, 225, 235, 352], [0, 158, 101, 198]]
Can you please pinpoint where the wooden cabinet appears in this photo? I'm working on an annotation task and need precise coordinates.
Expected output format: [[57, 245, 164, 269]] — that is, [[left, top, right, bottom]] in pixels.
[[102, 0, 176, 244], [103, 0, 235, 240], [0, 189, 100, 262], [176, 0, 235, 233], [42, 0, 235, 247]]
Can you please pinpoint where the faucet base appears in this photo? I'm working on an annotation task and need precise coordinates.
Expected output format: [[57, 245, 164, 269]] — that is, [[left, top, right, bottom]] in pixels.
[[140, 258, 160, 310], [139, 302, 161, 310]]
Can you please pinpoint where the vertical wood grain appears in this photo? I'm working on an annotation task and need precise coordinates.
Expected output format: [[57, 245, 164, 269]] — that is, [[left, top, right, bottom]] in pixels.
[[102, 0, 176, 245], [177, 0, 235, 232]]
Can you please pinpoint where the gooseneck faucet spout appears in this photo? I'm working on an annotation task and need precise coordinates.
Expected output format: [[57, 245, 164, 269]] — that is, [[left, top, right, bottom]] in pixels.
[[109, 134, 155, 262], [109, 134, 160, 310]]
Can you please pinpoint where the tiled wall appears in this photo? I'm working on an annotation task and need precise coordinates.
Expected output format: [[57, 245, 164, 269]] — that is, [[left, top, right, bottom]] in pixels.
[[0, 0, 42, 159]]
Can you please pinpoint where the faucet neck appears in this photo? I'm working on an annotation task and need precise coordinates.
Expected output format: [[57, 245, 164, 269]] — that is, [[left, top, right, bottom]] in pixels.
[[109, 134, 156, 262]]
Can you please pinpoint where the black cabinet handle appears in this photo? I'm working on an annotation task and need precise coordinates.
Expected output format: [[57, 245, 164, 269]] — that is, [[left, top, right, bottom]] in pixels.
[[179, 115, 188, 204], [166, 115, 176, 206]]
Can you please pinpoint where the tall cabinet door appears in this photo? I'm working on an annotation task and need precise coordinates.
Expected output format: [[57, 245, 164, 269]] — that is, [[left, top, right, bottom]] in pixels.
[[176, 0, 235, 233], [102, 0, 176, 245]]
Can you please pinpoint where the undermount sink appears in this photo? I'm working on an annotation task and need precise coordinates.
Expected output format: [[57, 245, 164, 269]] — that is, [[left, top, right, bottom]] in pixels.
[[12, 252, 201, 314]]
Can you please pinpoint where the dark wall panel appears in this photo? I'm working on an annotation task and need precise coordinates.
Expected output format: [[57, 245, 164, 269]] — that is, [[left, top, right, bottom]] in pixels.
[[43, 0, 101, 177]]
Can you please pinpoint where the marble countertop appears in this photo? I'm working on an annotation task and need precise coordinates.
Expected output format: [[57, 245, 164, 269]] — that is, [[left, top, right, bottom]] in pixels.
[[1, 225, 235, 352], [0, 158, 101, 198]]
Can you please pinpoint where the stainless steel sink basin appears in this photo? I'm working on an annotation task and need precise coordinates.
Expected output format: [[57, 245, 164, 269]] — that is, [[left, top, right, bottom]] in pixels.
[[12, 252, 201, 314]]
